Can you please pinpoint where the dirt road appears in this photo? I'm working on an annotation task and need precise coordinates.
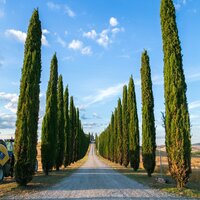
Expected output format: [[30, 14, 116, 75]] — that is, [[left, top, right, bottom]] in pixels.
[[7, 144, 189, 199]]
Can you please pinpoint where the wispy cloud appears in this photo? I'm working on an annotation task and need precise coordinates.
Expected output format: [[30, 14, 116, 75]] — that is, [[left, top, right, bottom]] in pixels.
[[189, 101, 200, 110], [5, 29, 49, 46], [174, 0, 188, 10], [97, 29, 110, 47], [83, 30, 97, 40], [64, 6, 76, 18], [93, 112, 101, 119], [68, 40, 92, 55], [0, 113, 16, 129], [47, 2, 75, 18], [187, 72, 200, 82], [47, 2, 60, 10], [0, 92, 18, 113], [83, 17, 124, 48], [83, 82, 126, 108], [57, 36, 67, 48]]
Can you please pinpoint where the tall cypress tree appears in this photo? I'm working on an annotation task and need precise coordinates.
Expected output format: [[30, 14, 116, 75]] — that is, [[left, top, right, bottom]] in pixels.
[[14, 9, 42, 185], [160, 0, 191, 188], [117, 98, 123, 165], [110, 113, 114, 162], [122, 85, 129, 167], [114, 108, 118, 163], [41, 54, 58, 175], [141, 50, 156, 177], [55, 75, 64, 170], [69, 96, 74, 164], [63, 86, 69, 167], [128, 75, 140, 171]]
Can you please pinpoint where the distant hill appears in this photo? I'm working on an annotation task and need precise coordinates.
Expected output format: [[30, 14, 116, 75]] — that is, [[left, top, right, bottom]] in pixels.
[[193, 143, 200, 146]]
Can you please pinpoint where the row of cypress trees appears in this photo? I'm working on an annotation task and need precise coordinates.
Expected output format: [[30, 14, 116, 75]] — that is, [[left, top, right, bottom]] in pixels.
[[41, 54, 89, 175], [14, 9, 89, 185], [98, 50, 156, 177], [99, 0, 191, 188]]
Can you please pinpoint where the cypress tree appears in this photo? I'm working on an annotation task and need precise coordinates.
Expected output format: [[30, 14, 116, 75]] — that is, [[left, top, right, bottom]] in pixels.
[[55, 75, 64, 170], [110, 113, 114, 162], [122, 85, 129, 167], [69, 96, 74, 164], [41, 54, 58, 175], [63, 86, 69, 167], [141, 50, 156, 177], [72, 105, 77, 162], [128, 75, 140, 171], [114, 108, 118, 163], [160, 0, 191, 188], [14, 9, 42, 185], [117, 98, 123, 165], [75, 108, 80, 162]]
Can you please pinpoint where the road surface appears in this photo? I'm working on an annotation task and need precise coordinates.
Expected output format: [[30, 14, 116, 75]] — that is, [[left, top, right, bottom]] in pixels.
[[7, 144, 191, 199]]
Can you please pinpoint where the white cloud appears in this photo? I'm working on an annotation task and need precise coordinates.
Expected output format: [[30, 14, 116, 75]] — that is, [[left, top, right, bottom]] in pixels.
[[0, 92, 18, 113], [68, 40, 83, 50], [111, 27, 124, 35], [5, 29, 49, 46], [109, 17, 118, 27], [189, 101, 200, 110], [42, 29, 50, 34], [0, 113, 16, 129], [81, 46, 92, 55], [68, 40, 92, 56], [83, 30, 97, 40], [97, 29, 110, 47], [64, 6, 76, 18], [47, 2, 60, 10], [5, 29, 26, 43]]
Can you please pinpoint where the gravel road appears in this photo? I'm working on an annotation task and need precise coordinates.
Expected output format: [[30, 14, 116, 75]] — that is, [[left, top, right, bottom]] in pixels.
[[6, 144, 193, 199]]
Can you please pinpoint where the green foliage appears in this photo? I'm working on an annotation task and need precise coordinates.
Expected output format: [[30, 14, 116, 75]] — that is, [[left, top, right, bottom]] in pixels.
[[141, 50, 156, 177], [128, 75, 140, 171], [117, 98, 123, 165], [63, 86, 69, 167], [160, 0, 191, 188], [110, 113, 115, 162], [41, 53, 58, 175], [55, 75, 64, 170], [69, 96, 74, 164], [14, 9, 42, 186], [114, 108, 118, 163], [122, 85, 129, 167]]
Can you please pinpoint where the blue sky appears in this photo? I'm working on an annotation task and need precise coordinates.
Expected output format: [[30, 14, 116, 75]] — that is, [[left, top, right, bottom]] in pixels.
[[0, 0, 199, 145]]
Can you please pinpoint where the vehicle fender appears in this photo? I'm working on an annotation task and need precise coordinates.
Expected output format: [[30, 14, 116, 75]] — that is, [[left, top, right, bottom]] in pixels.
[[0, 144, 9, 166]]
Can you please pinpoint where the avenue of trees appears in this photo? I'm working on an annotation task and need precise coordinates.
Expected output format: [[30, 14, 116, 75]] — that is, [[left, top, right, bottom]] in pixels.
[[13, 0, 191, 189], [98, 0, 191, 188], [14, 9, 89, 185]]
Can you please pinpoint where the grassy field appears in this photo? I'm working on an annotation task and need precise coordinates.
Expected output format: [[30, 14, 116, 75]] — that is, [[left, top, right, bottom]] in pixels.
[[98, 147, 200, 199], [0, 144, 89, 198]]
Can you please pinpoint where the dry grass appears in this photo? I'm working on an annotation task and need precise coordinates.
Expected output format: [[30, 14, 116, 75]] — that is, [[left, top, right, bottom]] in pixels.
[[0, 144, 90, 198], [98, 148, 200, 199]]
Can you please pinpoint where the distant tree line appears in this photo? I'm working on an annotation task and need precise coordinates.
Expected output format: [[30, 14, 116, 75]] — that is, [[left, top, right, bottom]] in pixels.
[[14, 9, 89, 185], [98, 0, 191, 189]]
